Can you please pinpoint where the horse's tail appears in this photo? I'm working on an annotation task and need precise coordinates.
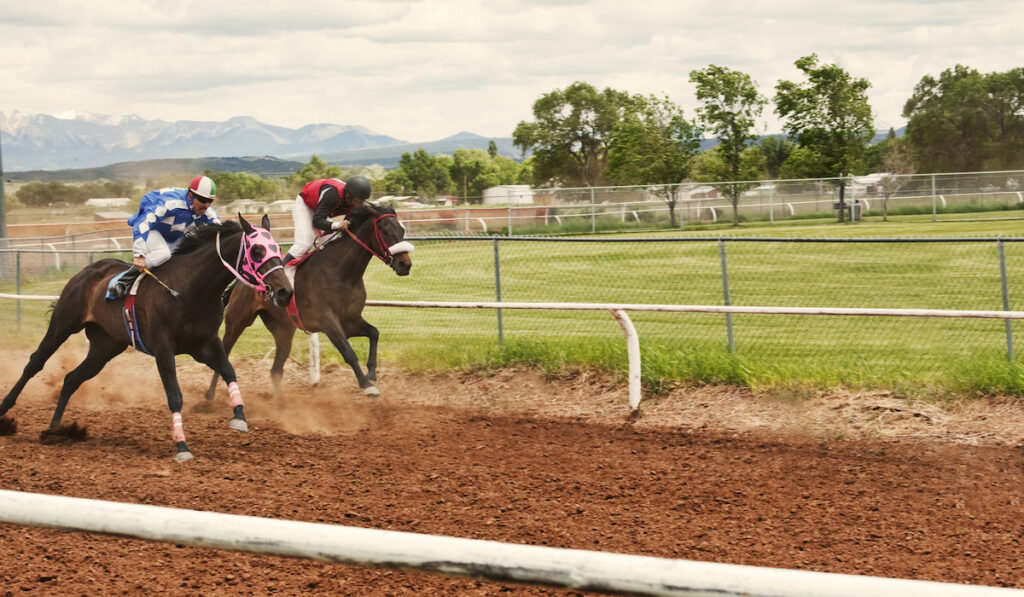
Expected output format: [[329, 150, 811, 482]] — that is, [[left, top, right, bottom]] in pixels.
[[221, 279, 238, 306]]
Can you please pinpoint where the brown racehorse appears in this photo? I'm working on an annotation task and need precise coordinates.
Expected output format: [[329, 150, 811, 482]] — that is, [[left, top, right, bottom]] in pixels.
[[0, 215, 293, 462], [206, 203, 413, 400]]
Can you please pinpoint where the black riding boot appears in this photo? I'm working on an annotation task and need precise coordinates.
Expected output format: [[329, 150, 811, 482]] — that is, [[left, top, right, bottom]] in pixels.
[[113, 268, 141, 298]]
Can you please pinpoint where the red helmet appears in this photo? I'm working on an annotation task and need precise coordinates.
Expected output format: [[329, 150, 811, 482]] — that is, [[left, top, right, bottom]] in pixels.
[[189, 175, 217, 201]]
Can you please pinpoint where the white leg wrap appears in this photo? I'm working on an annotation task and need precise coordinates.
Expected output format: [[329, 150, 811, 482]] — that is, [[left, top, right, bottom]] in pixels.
[[171, 412, 186, 443], [227, 381, 243, 407]]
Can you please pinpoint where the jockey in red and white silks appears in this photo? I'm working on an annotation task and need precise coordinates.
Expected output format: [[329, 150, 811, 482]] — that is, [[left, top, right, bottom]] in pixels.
[[284, 175, 372, 263]]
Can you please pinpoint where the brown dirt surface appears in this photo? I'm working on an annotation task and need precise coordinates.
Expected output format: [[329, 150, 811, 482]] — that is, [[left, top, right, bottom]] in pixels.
[[2, 345, 1024, 595]]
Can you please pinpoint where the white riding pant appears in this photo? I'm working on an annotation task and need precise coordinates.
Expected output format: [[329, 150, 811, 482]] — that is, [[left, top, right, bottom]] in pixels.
[[288, 194, 317, 257], [134, 232, 179, 269]]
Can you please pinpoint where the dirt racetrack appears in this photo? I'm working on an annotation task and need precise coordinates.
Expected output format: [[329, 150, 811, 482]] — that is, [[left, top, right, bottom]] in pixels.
[[2, 345, 1024, 596]]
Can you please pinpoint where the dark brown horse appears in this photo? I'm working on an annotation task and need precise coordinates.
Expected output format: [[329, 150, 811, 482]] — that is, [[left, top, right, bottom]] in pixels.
[[206, 203, 413, 400], [0, 215, 293, 462]]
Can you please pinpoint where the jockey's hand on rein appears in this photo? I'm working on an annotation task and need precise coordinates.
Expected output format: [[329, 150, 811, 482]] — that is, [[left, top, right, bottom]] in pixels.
[[132, 255, 147, 272]]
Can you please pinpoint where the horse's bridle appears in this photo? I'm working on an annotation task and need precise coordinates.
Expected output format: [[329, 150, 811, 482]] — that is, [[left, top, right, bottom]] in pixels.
[[215, 226, 285, 294], [344, 213, 414, 265]]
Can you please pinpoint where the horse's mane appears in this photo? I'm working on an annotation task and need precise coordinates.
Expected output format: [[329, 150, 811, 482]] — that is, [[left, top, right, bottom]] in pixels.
[[347, 202, 397, 232], [174, 220, 242, 256]]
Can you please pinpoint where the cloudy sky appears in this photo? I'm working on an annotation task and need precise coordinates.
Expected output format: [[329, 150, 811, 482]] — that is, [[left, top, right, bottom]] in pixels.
[[1, 0, 1020, 142]]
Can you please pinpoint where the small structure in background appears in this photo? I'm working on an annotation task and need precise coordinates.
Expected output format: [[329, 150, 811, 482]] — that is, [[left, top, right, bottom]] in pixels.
[[94, 210, 133, 222], [266, 199, 295, 213], [223, 199, 266, 214], [85, 197, 130, 208], [483, 185, 534, 205], [377, 195, 427, 209]]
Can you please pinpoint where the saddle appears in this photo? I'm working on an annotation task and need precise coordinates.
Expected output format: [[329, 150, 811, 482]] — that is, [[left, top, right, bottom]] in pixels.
[[282, 232, 341, 332]]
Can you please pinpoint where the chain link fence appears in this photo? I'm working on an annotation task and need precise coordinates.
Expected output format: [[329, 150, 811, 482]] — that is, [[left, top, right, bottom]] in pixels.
[[391, 170, 1024, 234]]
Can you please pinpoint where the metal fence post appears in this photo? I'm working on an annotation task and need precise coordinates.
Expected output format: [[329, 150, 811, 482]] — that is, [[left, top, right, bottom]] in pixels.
[[15, 250, 21, 328], [931, 174, 937, 222], [493, 237, 503, 344], [998, 239, 1014, 360], [718, 238, 735, 352], [590, 187, 596, 233]]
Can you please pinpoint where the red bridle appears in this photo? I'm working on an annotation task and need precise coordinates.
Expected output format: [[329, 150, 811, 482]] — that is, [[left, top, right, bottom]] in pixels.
[[345, 213, 399, 265]]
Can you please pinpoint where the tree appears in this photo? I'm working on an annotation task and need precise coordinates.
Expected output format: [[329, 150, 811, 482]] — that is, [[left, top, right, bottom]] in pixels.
[[487, 140, 498, 158], [775, 54, 875, 222], [287, 155, 343, 193], [606, 95, 701, 227], [449, 149, 527, 202], [513, 81, 636, 187], [381, 149, 452, 197], [690, 65, 767, 225], [878, 136, 916, 221], [692, 146, 765, 225], [758, 135, 795, 180], [205, 170, 286, 201], [903, 65, 1024, 172]]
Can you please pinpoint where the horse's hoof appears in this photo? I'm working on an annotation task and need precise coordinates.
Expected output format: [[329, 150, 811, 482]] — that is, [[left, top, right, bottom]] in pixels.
[[363, 386, 381, 397], [229, 418, 249, 433], [0, 416, 17, 436], [174, 451, 194, 463]]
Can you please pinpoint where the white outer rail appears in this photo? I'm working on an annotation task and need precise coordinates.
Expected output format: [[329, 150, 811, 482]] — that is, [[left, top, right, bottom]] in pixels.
[[0, 489, 1018, 597]]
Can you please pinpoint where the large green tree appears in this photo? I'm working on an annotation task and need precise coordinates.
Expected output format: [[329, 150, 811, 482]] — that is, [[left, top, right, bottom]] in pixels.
[[903, 65, 1024, 172], [605, 94, 701, 227], [380, 149, 453, 197], [513, 81, 636, 187], [775, 54, 875, 222], [690, 65, 767, 225], [205, 170, 286, 201], [449, 148, 528, 202]]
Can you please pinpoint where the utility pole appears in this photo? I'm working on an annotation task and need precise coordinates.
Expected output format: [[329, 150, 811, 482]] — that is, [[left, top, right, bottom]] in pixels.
[[0, 127, 7, 244]]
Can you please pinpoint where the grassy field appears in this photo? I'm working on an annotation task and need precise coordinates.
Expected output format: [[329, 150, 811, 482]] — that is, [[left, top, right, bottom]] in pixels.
[[5, 210, 1024, 399]]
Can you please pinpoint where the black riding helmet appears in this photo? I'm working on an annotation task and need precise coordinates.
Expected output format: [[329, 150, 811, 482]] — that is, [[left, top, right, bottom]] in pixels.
[[344, 175, 372, 201]]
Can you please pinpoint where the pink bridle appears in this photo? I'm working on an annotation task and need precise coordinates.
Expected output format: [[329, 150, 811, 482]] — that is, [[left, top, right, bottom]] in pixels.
[[216, 225, 285, 293]]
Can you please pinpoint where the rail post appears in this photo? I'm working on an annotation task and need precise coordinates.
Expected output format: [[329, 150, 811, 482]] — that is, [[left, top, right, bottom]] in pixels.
[[15, 250, 21, 327], [718, 239, 735, 352], [999, 239, 1014, 360], [493, 237, 503, 344]]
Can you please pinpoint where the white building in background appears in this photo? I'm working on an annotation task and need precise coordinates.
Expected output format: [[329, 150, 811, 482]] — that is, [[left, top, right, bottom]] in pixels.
[[482, 185, 534, 205], [85, 197, 130, 208]]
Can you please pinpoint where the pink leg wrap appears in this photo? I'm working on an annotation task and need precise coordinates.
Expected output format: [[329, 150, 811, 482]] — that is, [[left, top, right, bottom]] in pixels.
[[171, 412, 186, 443], [227, 381, 244, 407]]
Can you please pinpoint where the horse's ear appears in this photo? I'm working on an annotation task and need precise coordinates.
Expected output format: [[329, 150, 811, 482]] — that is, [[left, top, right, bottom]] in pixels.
[[239, 213, 254, 234], [261, 214, 272, 230]]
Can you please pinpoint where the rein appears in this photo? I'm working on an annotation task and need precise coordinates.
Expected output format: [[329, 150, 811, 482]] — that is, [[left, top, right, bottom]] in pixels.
[[215, 227, 284, 293], [345, 213, 399, 265]]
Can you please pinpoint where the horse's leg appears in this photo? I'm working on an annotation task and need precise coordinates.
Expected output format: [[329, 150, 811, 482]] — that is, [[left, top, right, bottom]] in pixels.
[[205, 295, 259, 400], [153, 349, 193, 462], [48, 326, 125, 428], [194, 339, 248, 433], [352, 318, 380, 384], [0, 312, 81, 420], [322, 322, 379, 396], [260, 312, 296, 399]]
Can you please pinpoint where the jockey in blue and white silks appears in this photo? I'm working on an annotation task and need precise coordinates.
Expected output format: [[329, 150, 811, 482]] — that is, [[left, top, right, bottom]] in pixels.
[[110, 175, 220, 299], [128, 176, 221, 269]]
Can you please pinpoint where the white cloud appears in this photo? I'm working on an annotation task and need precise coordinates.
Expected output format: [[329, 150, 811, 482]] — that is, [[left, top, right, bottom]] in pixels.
[[0, 0, 1022, 142]]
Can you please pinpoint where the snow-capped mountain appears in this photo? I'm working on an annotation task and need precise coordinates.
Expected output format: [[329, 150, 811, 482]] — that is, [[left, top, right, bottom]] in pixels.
[[0, 111, 406, 171]]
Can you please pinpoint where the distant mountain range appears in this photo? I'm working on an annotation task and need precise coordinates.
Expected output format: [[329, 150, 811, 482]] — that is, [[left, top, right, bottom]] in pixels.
[[0, 110, 900, 181]]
